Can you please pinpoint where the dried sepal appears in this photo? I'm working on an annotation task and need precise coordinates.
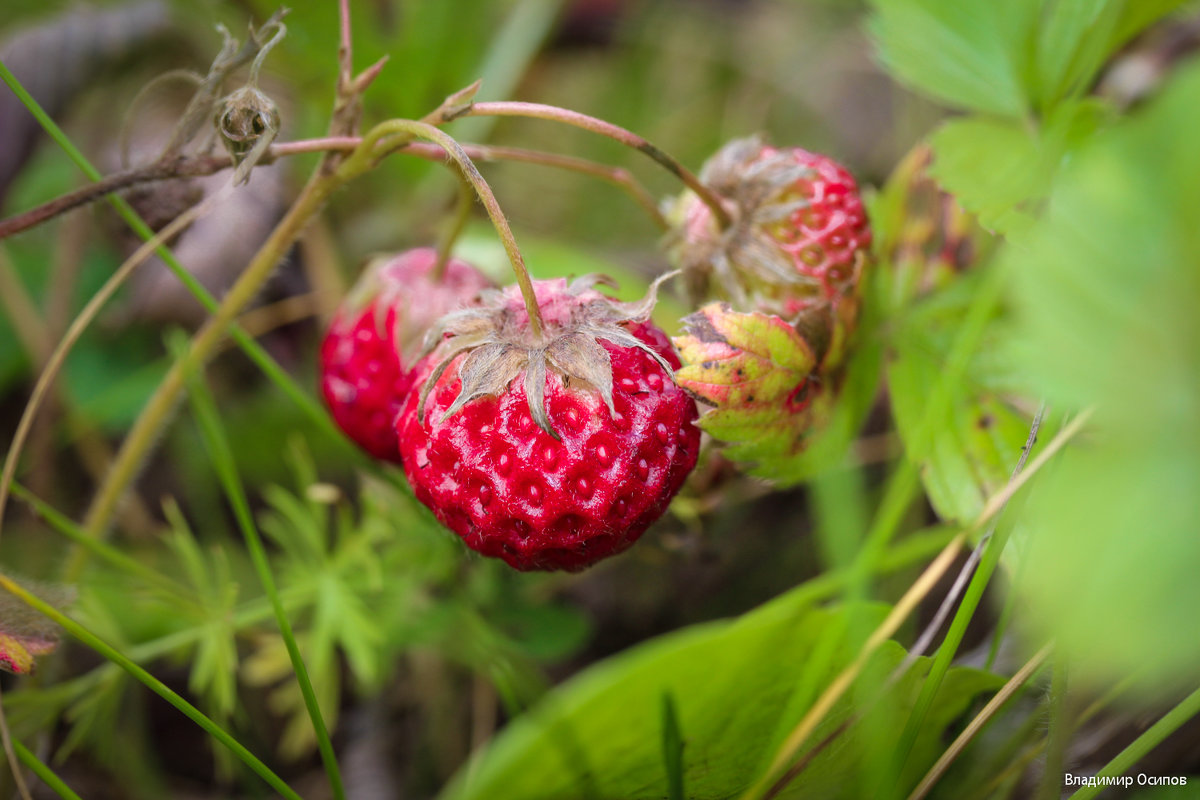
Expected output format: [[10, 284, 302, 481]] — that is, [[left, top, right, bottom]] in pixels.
[[545, 333, 615, 417], [443, 343, 529, 420], [415, 274, 680, 438]]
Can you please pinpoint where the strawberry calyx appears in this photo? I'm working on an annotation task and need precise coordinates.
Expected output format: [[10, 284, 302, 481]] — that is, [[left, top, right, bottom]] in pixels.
[[665, 135, 870, 319], [415, 273, 678, 439]]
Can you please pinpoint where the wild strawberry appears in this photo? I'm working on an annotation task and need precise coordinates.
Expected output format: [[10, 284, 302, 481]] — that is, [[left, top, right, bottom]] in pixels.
[[320, 248, 493, 462], [666, 136, 870, 322], [396, 275, 700, 572]]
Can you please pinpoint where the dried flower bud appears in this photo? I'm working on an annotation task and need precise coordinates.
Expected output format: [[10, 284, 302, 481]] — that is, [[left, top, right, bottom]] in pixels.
[[215, 85, 279, 183]]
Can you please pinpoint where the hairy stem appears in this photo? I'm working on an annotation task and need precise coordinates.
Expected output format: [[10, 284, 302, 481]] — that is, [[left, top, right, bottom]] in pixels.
[[360, 119, 545, 339], [460, 101, 730, 228], [0, 136, 668, 240], [0, 138, 360, 240], [403, 141, 668, 230]]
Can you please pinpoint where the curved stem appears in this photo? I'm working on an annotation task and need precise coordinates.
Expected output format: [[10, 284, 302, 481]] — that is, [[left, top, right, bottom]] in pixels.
[[357, 118, 545, 339], [0, 133, 673, 242], [403, 142, 668, 230], [461, 101, 731, 229]]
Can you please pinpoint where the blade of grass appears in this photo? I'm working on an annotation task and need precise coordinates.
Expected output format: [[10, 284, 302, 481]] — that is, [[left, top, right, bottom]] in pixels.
[[886, 410, 1091, 794], [178, 336, 345, 800], [1034, 656, 1071, 800], [9, 482, 189, 599], [744, 241, 1011, 800], [906, 644, 1052, 800], [0, 688, 32, 800], [0, 574, 302, 800], [752, 407, 1090, 800], [1067, 682, 1200, 800], [13, 739, 82, 800]]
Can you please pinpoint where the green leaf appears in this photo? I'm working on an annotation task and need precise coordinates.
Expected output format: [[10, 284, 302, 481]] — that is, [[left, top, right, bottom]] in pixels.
[[1010, 62, 1200, 690], [928, 100, 1109, 235], [867, 0, 1040, 116], [440, 592, 1001, 800], [887, 273, 1034, 524], [870, 0, 1190, 116]]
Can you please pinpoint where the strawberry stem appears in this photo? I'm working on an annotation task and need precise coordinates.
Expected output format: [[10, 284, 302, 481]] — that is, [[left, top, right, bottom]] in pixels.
[[402, 142, 669, 230], [358, 119, 546, 339], [458, 101, 732, 230]]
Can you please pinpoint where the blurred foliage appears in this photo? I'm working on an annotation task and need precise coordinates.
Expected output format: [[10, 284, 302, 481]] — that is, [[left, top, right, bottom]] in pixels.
[[1010, 61, 1200, 692]]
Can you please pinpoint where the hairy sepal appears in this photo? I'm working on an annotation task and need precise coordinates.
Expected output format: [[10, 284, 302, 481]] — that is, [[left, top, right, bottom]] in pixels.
[[416, 273, 679, 438]]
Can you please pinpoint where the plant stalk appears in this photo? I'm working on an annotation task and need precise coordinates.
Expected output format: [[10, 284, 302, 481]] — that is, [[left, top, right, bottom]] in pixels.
[[461, 101, 731, 229], [73, 170, 335, 561], [361, 118, 545, 339]]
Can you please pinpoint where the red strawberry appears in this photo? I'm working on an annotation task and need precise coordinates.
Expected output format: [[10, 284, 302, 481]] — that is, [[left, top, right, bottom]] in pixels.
[[667, 136, 871, 332], [396, 276, 700, 571], [320, 248, 493, 462]]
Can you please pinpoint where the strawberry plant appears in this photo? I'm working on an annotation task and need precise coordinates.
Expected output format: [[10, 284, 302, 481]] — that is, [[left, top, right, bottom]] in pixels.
[[1, 0, 1199, 798]]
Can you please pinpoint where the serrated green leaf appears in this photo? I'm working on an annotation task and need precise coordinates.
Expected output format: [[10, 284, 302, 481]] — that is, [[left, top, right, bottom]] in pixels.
[[928, 100, 1109, 235], [868, 0, 1040, 116], [870, 0, 1190, 117], [1010, 62, 1200, 691], [440, 594, 1001, 800], [1033, 0, 1144, 110], [260, 485, 328, 565]]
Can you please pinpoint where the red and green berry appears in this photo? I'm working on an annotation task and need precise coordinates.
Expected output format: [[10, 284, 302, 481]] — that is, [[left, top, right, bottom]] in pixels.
[[666, 135, 871, 322]]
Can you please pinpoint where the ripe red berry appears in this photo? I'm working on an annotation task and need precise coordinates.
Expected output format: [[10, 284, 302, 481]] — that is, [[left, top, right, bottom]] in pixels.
[[667, 136, 871, 319], [396, 276, 700, 571], [320, 248, 493, 462]]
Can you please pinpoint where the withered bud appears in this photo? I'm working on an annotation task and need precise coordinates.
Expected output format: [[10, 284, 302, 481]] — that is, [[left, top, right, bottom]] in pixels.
[[215, 85, 280, 183]]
